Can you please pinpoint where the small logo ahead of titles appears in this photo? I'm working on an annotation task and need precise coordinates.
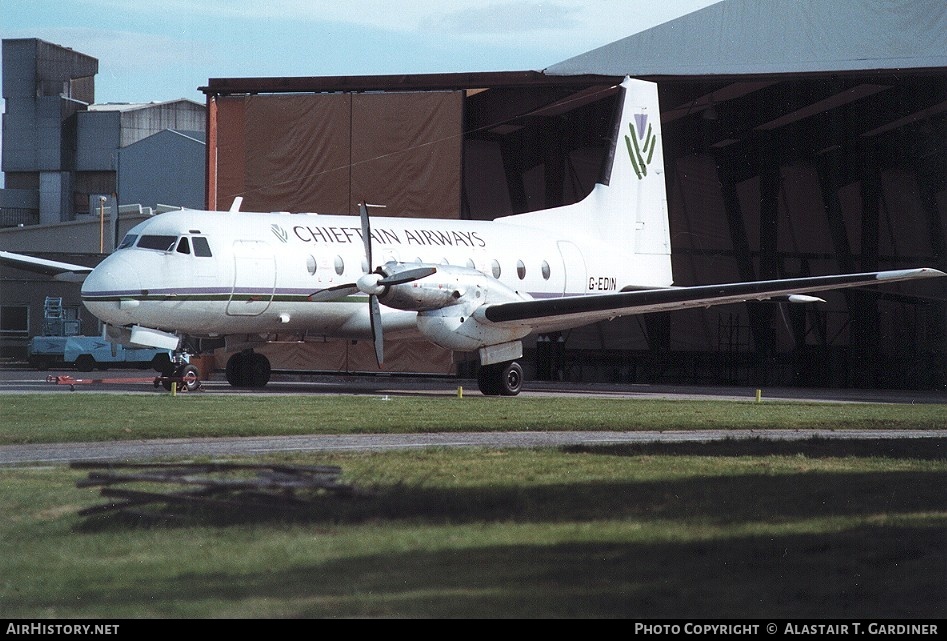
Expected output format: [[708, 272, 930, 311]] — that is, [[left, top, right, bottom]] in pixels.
[[625, 113, 656, 180], [271, 224, 289, 243]]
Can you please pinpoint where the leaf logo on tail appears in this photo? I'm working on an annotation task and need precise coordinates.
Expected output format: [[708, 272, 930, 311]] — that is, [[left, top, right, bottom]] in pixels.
[[625, 113, 656, 180]]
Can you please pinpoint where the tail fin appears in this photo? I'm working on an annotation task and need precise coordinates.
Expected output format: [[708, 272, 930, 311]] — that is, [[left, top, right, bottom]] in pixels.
[[506, 77, 673, 287]]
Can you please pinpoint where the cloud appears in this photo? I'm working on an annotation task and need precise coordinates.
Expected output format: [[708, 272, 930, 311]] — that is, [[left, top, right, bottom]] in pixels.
[[78, 0, 718, 42], [425, 2, 581, 35]]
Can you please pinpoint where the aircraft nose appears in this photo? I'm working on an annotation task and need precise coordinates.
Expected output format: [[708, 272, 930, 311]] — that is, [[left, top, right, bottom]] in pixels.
[[80, 254, 142, 324]]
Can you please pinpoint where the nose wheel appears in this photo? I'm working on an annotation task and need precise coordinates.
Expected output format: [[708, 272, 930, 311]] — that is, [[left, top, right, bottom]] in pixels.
[[159, 363, 201, 392]]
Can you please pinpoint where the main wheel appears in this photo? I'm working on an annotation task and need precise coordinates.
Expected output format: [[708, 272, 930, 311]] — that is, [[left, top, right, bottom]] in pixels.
[[247, 352, 271, 388], [225, 351, 271, 388], [226, 352, 249, 387], [498, 361, 523, 396], [477, 363, 500, 396], [477, 361, 523, 396]]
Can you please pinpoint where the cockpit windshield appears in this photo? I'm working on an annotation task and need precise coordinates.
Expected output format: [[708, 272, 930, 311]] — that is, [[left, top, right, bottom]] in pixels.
[[118, 232, 212, 256], [136, 235, 178, 251], [192, 237, 213, 257], [117, 234, 138, 250]]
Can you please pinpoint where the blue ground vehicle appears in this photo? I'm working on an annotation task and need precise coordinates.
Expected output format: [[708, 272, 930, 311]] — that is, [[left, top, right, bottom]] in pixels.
[[28, 335, 173, 372], [27, 297, 172, 371]]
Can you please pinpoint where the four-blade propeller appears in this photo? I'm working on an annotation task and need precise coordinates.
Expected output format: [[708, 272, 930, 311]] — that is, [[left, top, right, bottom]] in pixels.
[[308, 203, 436, 366]]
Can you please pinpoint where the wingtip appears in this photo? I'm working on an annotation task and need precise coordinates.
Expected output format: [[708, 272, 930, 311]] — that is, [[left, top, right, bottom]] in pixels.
[[876, 267, 946, 280]]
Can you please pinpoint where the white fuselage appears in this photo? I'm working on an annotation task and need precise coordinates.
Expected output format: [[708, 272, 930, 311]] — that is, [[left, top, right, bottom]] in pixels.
[[80, 208, 632, 345]]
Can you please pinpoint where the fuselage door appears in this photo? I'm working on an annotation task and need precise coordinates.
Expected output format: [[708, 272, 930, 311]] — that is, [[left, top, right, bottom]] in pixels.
[[227, 240, 276, 316], [557, 240, 587, 296]]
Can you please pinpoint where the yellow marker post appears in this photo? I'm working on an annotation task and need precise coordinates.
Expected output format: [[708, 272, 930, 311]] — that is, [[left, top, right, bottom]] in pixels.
[[171, 382, 177, 397], [755, 389, 762, 403], [457, 386, 463, 398]]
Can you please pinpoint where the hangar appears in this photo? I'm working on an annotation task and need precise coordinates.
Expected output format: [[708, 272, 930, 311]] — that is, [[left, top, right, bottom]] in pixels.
[[1, 1, 943, 389], [199, 0, 946, 389]]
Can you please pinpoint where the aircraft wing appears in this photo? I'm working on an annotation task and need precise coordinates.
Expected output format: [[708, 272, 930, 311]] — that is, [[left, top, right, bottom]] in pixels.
[[481, 268, 946, 331], [0, 250, 94, 282]]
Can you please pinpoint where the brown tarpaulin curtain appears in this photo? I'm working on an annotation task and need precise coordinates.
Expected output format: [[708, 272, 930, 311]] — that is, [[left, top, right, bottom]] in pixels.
[[350, 91, 462, 217], [214, 91, 462, 217]]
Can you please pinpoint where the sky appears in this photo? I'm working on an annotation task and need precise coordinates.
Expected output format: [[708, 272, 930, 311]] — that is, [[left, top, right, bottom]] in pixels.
[[2, 0, 721, 105]]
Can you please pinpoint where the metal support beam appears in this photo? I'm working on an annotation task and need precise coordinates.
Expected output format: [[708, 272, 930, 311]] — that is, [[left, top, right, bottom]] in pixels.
[[850, 144, 882, 388], [754, 140, 781, 385], [542, 118, 565, 209], [500, 135, 528, 214], [911, 117, 947, 387]]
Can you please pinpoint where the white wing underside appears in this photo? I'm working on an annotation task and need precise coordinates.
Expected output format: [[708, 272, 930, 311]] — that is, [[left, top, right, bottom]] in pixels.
[[0, 250, 93, 282]]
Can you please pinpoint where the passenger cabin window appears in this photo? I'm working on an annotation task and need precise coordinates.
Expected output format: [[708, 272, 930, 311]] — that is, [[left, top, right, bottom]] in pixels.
[[137, 235, 177, 251], [192, 237, 212, 257]]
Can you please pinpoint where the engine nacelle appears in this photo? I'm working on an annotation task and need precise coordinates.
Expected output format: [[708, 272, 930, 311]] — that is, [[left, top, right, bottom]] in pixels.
[[378, 263, 524, 313], [379, 267, 464, 311], [385, 263, 533, 351], [416, 310, 532, 351]]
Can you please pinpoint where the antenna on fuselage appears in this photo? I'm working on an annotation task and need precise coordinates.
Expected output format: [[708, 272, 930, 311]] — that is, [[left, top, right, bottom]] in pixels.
[[229, 197, 243, 212]]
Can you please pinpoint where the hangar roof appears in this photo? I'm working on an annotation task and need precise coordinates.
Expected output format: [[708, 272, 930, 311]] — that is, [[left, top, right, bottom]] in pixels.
[[200, 71, 611, 97], [89, 98, 204, 112], [545, 0, 947, 78], [201, 0, 947, 98]]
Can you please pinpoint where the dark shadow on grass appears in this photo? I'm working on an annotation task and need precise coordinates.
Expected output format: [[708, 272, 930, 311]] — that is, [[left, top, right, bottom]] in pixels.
[[561, 437, 947, 460], [71, 437, 946, 531], [58, 438, 947, 618], [74, 465, 947, 531], [15, 525, 947, 618]]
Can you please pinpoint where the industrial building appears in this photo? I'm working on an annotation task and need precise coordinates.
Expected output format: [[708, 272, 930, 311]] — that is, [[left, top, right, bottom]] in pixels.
[[0, 38, 206, 354], [2, 0, 945, 388], [1, 38, 206, 225]]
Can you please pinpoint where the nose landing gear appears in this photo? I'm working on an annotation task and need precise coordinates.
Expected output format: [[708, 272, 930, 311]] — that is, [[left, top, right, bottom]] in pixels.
[[158, 353, 202, 392]]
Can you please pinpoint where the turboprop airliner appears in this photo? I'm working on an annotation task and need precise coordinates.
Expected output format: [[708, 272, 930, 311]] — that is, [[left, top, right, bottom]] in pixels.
[[2, 77, 943, 395]]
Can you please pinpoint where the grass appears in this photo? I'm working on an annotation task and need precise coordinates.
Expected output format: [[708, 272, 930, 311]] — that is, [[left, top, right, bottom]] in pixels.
[[0, 443, 944, 618], [1, 393, 945, 444], [0, 391, 945, 618]]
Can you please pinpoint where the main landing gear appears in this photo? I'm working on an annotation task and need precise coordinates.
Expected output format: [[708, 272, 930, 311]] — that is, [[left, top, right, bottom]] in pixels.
[[225, 350, 272, 388], [477, 360, 523, 396]]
